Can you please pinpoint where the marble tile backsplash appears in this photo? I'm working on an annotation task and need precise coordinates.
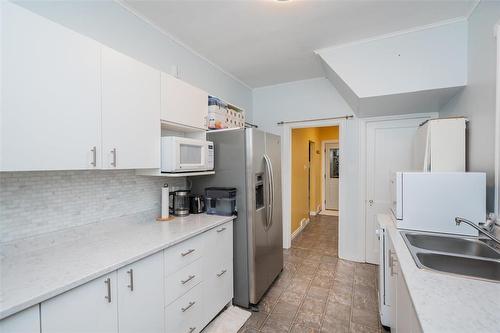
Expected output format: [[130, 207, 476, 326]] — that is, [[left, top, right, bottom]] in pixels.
[[0, 170, 185, 242]]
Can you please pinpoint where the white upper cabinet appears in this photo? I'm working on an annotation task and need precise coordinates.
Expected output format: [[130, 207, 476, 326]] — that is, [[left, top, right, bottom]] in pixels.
[[1, 2, 101, 171], [101, 47, 161, 169], [161, 73, 208, 130], [117, 252, 164, 333]]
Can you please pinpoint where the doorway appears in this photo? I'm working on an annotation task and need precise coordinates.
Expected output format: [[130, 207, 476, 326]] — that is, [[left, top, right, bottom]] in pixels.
[[290, 126, 339, 240], [363, 114, 436, 264], [322, 141, 339, 216]]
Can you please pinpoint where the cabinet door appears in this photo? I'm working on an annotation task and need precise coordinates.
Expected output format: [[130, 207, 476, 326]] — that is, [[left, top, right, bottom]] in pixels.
[[0, 305, 40, 333], [387, 234, 398, 327], [101, 47, 161, 169], [161, 73, 208, 129], [41, 273, 118, 333], [1, 2, 101, 171], [117, 252, 164, 333], [203, 221, 234, 326]]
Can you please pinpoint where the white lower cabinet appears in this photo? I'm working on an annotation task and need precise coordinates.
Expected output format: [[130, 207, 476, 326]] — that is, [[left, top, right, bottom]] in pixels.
[[165, 284, 204, 333], [0, 305, 40, 333], [41, 273, 118, 333], [387, 233, 423, 333], [117, 252, 164, 333], [203, 222, 234, 324], [4, 220, 234, 333]]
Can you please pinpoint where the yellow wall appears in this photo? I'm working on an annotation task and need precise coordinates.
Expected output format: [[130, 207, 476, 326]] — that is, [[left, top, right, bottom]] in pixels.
[[291, 126, 339, 234]]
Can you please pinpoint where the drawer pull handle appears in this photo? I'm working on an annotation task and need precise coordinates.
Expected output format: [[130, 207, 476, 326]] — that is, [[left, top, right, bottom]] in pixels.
[[216, 227, 226, 233], [181, 249, 195, 257], [181, 301, 196, 312], [127, 269, 134, 291], [181, 275, 196, 285], [104, 278, 112, 303], [217, 269, 227, 277], [188, 327, 196, 333]]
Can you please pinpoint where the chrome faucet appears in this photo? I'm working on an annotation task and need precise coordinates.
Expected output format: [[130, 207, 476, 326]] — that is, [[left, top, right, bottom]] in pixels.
[[455, 217, 500, 245]]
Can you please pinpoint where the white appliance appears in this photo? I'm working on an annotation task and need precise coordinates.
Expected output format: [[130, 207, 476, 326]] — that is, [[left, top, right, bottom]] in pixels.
[[161, 136, 214, 173], [391, 172, 485, 236], [414, 117, 466, 172]]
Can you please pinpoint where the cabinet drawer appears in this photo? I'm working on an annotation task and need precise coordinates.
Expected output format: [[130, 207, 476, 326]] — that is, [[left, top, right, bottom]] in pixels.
[[165, 283, 203, 333], [166, 258, 203, 305], [165, 233, 205, 276], [205, 222, 233, 265], [203, 260, 233, 325]]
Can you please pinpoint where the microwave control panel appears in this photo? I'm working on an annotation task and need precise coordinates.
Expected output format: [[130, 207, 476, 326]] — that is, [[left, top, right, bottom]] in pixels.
[[207, 143, 214, 170]]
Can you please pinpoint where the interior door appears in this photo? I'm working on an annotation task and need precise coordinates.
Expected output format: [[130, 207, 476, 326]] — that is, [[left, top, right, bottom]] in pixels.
[[325, 142, 340, 210], [365, 116, 432, 264]]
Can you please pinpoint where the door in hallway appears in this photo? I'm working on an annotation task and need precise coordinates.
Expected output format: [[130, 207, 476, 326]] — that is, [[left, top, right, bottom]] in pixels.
[[325, 142, 339, 210], [365, 116, 433, 264]]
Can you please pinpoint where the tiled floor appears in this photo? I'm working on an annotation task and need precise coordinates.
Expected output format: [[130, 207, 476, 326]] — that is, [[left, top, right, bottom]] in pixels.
[[238, 215, 383, 333]]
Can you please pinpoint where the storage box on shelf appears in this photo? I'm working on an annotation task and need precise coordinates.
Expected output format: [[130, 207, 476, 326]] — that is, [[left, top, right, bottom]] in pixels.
[[207, 96, 245, 130]]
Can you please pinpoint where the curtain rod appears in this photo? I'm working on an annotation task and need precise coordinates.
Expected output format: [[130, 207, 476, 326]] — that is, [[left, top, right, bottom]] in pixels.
[[277, 115, 354, 125]]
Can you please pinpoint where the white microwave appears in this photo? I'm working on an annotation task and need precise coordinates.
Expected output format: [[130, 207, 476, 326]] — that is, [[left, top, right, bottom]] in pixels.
[[390, 172, 485, 236], [161, 137, 214, 173]]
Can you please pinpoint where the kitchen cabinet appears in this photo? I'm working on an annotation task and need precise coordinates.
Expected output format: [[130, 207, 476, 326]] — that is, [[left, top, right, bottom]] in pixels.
[[0, 305, 40, 333], [386, 233, 422, 333], [101, 47, 161, 169], [161, 73, 208, 130], [203, 222, 234, 323], [1, 1, 101, 171], [5, 219, 234, 333], [41, 273, 118, 333], [117, 252, 164, 333]]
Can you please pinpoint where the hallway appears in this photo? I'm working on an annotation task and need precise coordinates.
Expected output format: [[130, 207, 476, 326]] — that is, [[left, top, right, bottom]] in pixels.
[[239, 215, 381, 333]]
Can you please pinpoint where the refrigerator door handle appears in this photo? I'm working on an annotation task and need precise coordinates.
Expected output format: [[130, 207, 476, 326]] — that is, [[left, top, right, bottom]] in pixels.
[[263, 154, 274, 230]]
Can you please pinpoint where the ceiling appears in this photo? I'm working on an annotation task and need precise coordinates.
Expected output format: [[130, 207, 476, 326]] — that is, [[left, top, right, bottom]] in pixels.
[[122, 0, 477, 88]]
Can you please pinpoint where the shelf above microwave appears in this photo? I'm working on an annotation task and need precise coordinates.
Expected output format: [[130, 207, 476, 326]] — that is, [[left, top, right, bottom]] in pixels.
[[136, 169, 215, 177]]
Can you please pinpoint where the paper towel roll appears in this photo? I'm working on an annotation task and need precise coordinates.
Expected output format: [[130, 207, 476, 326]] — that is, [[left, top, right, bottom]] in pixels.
[[161, 184, 169, 219]]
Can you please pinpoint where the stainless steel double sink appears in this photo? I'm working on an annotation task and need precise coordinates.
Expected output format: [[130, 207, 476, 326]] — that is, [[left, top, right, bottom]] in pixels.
[[400, 231, 500, 282]]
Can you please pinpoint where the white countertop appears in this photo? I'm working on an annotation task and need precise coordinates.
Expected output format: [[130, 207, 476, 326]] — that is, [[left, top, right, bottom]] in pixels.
[[0, 212, 234, 320], [378, 214, 500, 333]]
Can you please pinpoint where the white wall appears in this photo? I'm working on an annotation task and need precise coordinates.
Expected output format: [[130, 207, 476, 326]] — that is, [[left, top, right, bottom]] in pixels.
[[440, 1, 500, 211], [14, 0, 252, 115], [252, 78, 354, 134], [317, 20, 467, 98], [253, 78, 365, 262]]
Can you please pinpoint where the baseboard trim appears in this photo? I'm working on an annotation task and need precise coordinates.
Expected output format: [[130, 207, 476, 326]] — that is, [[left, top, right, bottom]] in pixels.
[[309, 205, 322, 217], [291, 218, 310, 240]]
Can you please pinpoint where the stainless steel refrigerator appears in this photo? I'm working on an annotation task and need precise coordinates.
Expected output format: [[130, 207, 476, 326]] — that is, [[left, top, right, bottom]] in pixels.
[[192, 128, 283, 308]]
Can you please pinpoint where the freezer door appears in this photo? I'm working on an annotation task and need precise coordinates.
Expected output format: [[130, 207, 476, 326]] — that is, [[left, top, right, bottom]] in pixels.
[[265, 132, 283, 284], [246, 128, 271, 304]]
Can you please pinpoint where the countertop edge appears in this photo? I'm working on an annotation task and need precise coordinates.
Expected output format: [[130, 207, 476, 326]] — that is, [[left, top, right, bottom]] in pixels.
[[0, 215, 234, 320]]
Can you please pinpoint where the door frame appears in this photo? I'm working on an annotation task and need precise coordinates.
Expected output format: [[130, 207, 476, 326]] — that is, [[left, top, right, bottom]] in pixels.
[[282, 119, 346, 249], [359, 112, 438, 262], [321, 139, 339, 212]]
